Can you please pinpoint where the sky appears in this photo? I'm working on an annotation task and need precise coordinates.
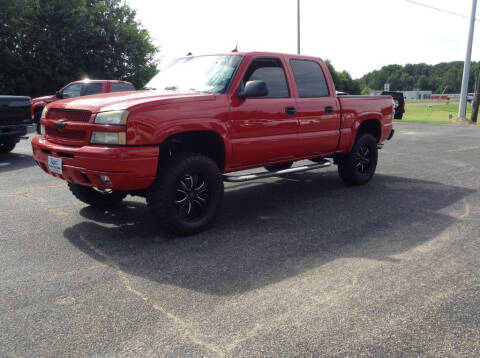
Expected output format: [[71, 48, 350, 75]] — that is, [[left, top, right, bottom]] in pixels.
[[127, 0, 480, 78]]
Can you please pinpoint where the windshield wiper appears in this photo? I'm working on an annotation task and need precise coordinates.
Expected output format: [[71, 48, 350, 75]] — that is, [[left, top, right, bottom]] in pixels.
[[144, 86, 157, 90], [164, 86, 178, 91]]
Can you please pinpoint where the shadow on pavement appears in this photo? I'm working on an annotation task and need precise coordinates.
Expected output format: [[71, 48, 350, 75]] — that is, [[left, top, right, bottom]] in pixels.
[[0, 152, 35, 173], [64, 172, 475, 296]]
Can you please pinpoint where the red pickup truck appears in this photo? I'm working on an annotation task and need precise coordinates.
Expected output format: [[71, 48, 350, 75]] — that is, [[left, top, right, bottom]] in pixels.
[[32, 52, 395, 235], [31, 79, 135, 132]]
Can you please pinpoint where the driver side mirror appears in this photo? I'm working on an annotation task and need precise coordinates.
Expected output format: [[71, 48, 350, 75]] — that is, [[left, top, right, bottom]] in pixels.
[[238, 80, 268, 100], [55, 91, 62, 99]]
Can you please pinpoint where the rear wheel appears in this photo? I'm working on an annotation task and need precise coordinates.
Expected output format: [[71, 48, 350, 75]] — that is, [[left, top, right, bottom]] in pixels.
[[68, 183, 127, 209], [264, 162, 293, 172], [0, 141, 16, 154], [147, 152, 224, 236], [337, 133, 378, 185]]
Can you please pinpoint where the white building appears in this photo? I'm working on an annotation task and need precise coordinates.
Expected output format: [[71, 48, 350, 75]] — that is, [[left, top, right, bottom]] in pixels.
[[369, 89, 432, 99], [402, 90, 432, 100]]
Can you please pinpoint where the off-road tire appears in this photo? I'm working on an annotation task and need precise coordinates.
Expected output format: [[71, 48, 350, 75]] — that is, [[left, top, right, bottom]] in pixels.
[[337, 133, 378, 185], [147, 153, 224, 236], [68, 183, 127, 209], [0, 141, 16, 154], [264, 162, 293, 172]]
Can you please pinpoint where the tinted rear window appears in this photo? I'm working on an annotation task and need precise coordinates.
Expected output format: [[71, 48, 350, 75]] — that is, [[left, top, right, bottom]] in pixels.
[[290, 60, 329, 97]]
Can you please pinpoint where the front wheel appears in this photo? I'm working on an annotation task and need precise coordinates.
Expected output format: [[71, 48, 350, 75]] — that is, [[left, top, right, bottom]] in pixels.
[[147, 153, 224, 236], [0, 141, 16, 154], [68, 183, 127, 209], [337, 133, 378, 185]]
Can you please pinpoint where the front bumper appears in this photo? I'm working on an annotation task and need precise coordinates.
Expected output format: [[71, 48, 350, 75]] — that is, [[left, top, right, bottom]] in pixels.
[[0, 124, 28, 141], [31, 136, 159, 191]]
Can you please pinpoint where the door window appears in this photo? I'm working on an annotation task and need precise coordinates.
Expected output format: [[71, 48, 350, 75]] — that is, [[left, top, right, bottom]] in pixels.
[[111, 83, 135, 92], [82, 83, 103, 96], [243, 58, 289, 98], [290, 60, 329, 97], [61, 84, 83, 99]]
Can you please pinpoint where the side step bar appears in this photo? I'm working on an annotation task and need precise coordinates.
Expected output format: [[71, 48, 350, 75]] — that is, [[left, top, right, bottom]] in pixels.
[[223, 160, 332, 183]]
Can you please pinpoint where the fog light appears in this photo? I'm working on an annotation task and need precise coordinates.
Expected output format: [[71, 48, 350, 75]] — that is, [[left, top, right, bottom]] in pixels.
[[99, 175, 112, 185]]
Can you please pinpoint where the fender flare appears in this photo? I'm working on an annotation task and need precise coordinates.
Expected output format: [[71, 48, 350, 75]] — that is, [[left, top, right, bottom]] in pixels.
[[153, 119, 231, 169], [347, 113, 382, 152]]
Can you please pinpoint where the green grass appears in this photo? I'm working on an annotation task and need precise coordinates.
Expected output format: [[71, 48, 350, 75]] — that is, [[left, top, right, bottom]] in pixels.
[[395, 103, 473, 125]]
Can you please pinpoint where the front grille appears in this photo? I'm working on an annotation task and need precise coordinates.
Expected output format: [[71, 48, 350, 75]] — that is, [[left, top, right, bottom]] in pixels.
[[46, 109, 91, 122], [46, 127, 86, 141]]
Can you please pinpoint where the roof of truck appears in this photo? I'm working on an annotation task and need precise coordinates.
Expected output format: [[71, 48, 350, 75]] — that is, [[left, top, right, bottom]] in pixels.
[[68, 79, 133, 85], [180, 51, 323, 61]]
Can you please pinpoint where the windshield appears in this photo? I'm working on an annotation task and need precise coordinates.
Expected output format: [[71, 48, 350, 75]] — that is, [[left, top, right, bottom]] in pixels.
[[145, 55, 243, 94]]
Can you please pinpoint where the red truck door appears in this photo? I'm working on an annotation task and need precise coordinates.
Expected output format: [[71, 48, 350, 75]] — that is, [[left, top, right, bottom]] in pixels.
[[287, 58, 341, 156], [228, 56, 298, 167]]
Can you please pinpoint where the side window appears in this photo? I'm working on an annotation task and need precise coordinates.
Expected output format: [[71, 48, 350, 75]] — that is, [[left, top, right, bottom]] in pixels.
[[290, 60, 329, 97], [82, 83, 103, 96], [243, 58, 289, 98], [110, 83, 136, 92], [62, 84, 83, 99]]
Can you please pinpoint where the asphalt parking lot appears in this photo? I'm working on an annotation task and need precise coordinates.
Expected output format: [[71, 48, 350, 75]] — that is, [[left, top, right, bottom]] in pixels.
[[1, 122, 480, 357]]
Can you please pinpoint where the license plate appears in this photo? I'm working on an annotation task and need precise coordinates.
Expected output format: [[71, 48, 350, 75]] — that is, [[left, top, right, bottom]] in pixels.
[[48, 156, 62, 174]]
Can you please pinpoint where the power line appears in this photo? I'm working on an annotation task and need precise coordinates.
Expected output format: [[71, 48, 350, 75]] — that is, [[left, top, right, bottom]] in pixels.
[[403, 0, 479, 22]]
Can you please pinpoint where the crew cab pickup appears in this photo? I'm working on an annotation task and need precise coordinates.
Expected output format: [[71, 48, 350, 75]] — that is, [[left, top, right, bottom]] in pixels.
[[0, 96, 32, 154], [32, 52, 395, 235], [31, 80, 135, 132]]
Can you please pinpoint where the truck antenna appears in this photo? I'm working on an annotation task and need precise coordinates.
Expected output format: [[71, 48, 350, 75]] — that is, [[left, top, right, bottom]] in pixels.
[[231, 43, 238, 53]]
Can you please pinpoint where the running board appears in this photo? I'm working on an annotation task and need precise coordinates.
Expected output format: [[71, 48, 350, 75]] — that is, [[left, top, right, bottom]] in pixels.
[[223, 160, 332, 182]]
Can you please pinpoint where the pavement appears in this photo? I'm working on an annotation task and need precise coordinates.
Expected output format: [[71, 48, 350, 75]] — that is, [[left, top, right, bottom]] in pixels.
[[1, 122, 480, 357]]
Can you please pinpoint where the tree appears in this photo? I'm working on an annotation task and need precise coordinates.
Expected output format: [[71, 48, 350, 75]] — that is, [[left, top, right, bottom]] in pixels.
[[0, 0, 158, 97], [325, 60, 361, 94], [359, 60, 480, 93]]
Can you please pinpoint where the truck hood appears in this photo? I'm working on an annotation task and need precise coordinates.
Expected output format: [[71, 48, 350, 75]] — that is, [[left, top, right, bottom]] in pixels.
[[48, 90, 216, 113]]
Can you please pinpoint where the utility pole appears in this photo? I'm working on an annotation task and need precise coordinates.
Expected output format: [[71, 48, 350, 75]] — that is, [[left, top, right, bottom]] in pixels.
[[459, 0, 477, 118], [297, 0, 300, 54], [471, 71, 480, 123]]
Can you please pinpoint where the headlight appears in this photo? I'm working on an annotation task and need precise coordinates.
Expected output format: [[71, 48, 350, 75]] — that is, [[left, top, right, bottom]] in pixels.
[[94, 110, 129, 125], [40, 124, 45, 135], [41, 107, 48, 119], [90, 131, 126, 145]]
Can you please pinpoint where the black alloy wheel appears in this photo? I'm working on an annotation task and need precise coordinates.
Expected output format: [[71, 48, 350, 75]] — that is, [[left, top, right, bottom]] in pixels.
[[175, 173, 209, 220], [147, 152, 224, 236], [337, 133, 378, 185], [354, 144, 372, 174]]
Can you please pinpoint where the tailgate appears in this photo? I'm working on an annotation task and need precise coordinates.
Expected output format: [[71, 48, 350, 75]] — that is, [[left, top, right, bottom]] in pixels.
[[0, 96, 32, 126]]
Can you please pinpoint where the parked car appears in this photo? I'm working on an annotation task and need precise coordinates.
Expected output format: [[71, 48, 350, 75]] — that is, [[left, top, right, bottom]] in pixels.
[[32, 52, 396, 235], [31, 80, 135, 132], [0, 96, 32, 154], [466, 93, 475, 103]]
